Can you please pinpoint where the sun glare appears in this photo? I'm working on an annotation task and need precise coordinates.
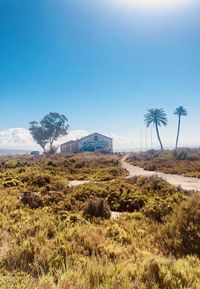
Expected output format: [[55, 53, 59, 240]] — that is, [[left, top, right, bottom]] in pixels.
[[114, 0, 190, 9]]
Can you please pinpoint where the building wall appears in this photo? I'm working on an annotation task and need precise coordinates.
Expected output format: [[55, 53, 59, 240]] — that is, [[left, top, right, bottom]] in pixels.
[[60, 141, 78, 153], [78, 134, 113, 153], [61, 133, 113, 154]]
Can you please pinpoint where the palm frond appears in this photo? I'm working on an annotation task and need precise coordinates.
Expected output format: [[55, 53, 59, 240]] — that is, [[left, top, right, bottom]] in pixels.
[[144, 108, 168, 127], [174, 106, 187, 117]]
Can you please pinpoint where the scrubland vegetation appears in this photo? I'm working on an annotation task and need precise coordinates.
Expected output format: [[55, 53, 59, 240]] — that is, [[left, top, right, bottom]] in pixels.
[[0, 153, 126, 186], [127, 148, 200, 177], [0, 153, 200, 288]]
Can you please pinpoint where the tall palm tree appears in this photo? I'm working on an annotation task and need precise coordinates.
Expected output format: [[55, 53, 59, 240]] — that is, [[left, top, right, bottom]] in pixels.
[[144, 108, 168, 150], [174, 106, 187, 151]]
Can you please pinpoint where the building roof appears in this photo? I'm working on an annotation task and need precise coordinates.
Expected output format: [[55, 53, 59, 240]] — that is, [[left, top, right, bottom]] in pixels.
[[60, 140, 76, 146], [60, 132, 112, 146], [79, 133, 112, 142]]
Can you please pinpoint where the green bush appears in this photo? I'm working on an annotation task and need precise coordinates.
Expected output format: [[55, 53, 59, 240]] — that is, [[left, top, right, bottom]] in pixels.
[[143, 194, 186, 223], [106, 223, 131, 244], [3, 179, 22, 188], [160, 194, 200, 257]]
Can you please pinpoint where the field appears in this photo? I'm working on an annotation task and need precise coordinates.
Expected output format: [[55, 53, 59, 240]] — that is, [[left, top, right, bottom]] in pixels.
[[0, 153, 200, 289], [127, 148, 200, 178]]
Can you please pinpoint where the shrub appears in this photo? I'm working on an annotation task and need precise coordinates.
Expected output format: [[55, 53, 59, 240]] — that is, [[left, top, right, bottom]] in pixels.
[[174, 149, 188, 160], [135, 255, 200, 289], [20, 192, 43, 209], [46, 146, 58, 155], [146, 164, 157, 171], [143, 194, 186, 223], [107, 188, 147, 212], [3, 179, 22, 188], [127, 149, 200, 178], [83, 197, 111, 219], [160, 194, 200, 257], [106, 224, 131, 244], [30, 175, 51, 187]]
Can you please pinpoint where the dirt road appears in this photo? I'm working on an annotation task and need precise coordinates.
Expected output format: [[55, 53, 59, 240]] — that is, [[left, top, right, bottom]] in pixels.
[[121, 157, 200, 191]]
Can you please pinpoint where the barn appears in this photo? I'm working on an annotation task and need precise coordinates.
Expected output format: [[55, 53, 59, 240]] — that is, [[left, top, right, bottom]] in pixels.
[[60, 133, 113, 154]]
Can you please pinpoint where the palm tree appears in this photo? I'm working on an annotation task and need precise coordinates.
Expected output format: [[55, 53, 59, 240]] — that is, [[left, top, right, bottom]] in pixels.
[[174, 106, 187, 151], [144, 108, 168, 150]]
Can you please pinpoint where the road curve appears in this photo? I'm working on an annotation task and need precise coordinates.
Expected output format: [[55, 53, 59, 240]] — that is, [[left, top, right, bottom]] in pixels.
[[121, 156, 200, 192]]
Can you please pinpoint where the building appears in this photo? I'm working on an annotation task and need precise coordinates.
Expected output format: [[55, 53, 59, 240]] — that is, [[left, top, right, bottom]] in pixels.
[[60, 133, 113, 154]]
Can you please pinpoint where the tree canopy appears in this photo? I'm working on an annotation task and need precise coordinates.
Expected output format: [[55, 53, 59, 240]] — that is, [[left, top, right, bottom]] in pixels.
[[174, 106, 188, 151], [29, 112, 69, 154], [144, 108, 168, 150], [174, 106, 187, 118], [144, 108, 168, 128]]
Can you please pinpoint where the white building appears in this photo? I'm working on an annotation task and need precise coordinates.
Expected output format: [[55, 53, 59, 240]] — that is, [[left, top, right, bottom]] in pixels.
[[60, 133, 113, 154]]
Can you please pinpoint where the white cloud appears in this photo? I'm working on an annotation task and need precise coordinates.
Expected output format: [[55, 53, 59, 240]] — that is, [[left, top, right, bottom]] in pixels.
[[0, 128, 34, 148], [0, 128, 89, 150], [0, 128, 134, 151], [57, 130, 89, 145]]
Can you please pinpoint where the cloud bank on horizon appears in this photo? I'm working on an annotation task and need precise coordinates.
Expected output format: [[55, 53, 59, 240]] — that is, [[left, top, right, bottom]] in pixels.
[[0, 128, 198, 152], [0, 128, 135, 151]]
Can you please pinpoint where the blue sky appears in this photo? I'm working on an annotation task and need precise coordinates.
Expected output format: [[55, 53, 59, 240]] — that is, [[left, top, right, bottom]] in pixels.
[[0, 0, 200, 148]]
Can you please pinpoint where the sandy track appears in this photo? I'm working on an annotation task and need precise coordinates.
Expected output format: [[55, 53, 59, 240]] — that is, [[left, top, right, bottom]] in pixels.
[[121, 157, 200, 192], [68, 180, 90, 187]]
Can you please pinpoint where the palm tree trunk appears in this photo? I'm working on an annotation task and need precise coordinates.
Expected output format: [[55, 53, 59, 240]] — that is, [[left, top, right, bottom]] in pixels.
[[155, 123, 164, 150], [175, 116, 181, 151]]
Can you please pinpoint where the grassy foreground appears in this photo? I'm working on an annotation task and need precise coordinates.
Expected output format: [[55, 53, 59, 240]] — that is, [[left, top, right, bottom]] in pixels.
[[0, 153, 200, 289]]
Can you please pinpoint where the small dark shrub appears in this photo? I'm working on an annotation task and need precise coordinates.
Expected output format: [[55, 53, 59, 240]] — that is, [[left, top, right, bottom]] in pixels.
[[20, 191, 43, 209], [74, 161, 86, 169], [128, 176, 138, 185], [30, 175, 51, 187], [3, 179, 22, 188], [46, 160, 56, 167], [146, 164, 157, 171], [83, 197, 111, 219], [174, 149, 188, 160], [43, 191, 65, 205]]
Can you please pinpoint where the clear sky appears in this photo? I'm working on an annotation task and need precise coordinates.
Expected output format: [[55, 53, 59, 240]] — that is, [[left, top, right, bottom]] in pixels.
[[0, 0, 200, 149]]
